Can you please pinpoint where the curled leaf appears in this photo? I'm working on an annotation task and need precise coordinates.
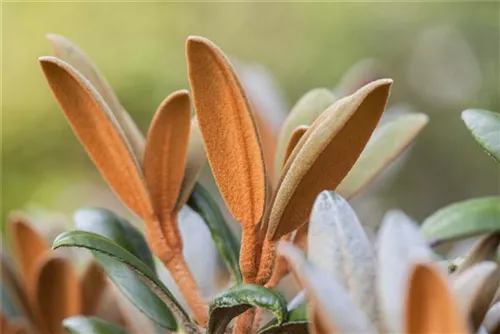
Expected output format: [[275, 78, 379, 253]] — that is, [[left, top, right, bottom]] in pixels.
[[405, 262, 468, 334], [39, 57, 156, 223], [46, 34, 145, 159], [278, 242, 375, 334], [308, 191, 378, 327], [275, 89, 336, 176], [207, 284, 287, 334], [267, 79, 392, 240], [422, 196, 500, 245], [281, 126, 308, 169], [462, 109, 500, 163], [337, 113, 428, 199]]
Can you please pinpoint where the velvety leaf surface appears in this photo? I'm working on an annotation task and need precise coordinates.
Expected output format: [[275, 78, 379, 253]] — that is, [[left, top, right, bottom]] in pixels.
[[63, 316, 129, 334], [207, 284, 287, 334], [52, 230, 188, 330], [74, 207, 155, 269], [337, 113, 428, 199], [187, 182, 242, 283], [422, 197, 500, 245], [462, 109, 500, 163]]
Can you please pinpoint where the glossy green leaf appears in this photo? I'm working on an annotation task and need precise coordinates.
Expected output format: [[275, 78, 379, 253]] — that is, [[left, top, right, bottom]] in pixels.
[[52, 230, 193, 330], [258, 302, 307, 334], [337, 113, 428, 199], [422, 197, 500, 246], [207, 284, 287, 334], [92, 252, 177, 330], [188, 182, 242, 283], [63, 316, 129, 334], [74, 207, 155, 270], [462, 109, 500, 163]]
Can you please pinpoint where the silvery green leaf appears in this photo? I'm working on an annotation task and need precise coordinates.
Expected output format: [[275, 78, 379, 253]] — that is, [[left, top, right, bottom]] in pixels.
[[376, 210, 433, 332], [279, 241, 376, 334], [452, 262, 500, 331], [462, 109, 500, 163], [308, 191, 378, 327]]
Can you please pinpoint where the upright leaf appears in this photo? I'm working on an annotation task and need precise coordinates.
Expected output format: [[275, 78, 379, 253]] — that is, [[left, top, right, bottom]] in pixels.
[[39, 57, 156, 223], [8, 217, 49, 291], [63, 316, 129, 334], [278, 242, 375, 334], [267, 79, 392, 240], [462, 109, 500, 163], [207, 284, 287, 334], [74, 207, 155, 270], [144, 90, 191, 228], [422, 197, 500, 245], [308, 191, 378, 327], [281, 126, 308, 169], [337, 113, 428, 199], [80, 261, 108, 315], [186, 36, 266, 231], [455, 233, 500, 275], [187, 182, 242, 282], [405, 262, 468, 334], [46, 34, 145, 159], [376, 210, 433, 333], [33, 256, 80, 334], [275, 89, 335, 176]]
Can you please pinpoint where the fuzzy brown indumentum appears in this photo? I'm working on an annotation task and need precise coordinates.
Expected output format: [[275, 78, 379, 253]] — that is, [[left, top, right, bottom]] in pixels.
[[40, 33, 396, 332]]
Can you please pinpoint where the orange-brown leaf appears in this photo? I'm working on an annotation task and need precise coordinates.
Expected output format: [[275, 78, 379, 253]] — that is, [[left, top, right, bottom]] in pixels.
[[39, 57, 156, 223], [8, 217, 49, 289], [33, 256, 80, 334], [405, 262, 468, 334], [267, 79, 392, 240], [144, 90, 191, 223], [281, 125, 308, 170], [81, 261, 108, 315], [186, 36, 266, 230], [46, 34, 145, 159]]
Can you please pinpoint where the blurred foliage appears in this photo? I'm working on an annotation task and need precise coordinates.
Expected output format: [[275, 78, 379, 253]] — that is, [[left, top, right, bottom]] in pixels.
[[2, 2, 499, 232]]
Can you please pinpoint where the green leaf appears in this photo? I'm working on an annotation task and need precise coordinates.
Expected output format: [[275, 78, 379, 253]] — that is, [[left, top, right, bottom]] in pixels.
[[53, 230, 194, 331], [207, 284, 288, 334], [258, 302, 308, 334], [74, 207, 155, 270], [63, 316, 129, 334], [188, 182, 242, 283], [462, 109, 500, 163], [337, 113, 428, 199], [422, 197, 500, 245]]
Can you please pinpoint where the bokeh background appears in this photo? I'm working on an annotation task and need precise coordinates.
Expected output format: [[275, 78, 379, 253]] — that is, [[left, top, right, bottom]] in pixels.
[[2, 2, 499, 238]]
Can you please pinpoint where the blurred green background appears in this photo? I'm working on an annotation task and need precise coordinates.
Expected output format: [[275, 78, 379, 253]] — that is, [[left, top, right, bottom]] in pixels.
[[2, 2, 499, 234]]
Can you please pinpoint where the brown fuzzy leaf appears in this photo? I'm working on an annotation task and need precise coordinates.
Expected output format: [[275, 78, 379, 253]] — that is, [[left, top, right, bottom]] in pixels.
[[281, 125, 308, 169], [8, 217, 49, 290], [46, 34, 145, 159], [405, 262, 468, 334], [174, 118, 207, 212], [144, 90, 191, 227], [81, 261, 108, 315], [267, 79, 392, 240], [39, 57, 156, 223], [186, 36, 266, 230], [33, 256, 80, 334], [455, 233, 500, 275]]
